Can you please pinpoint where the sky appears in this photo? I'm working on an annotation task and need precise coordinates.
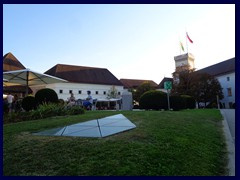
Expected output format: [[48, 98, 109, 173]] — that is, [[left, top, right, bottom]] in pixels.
[[3, 4, 235, 84]]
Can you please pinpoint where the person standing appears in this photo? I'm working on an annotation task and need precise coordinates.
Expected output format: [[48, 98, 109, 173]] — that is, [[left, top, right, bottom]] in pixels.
[[6, 92, 14, 113]]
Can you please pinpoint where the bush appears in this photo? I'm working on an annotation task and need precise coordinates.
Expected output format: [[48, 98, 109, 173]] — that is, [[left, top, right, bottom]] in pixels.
[[31, 103, 85, 119], [35, 88, 58, 105], [3, 111, 32, 124], [58, 99, 65, 105], [36, 103, 82, 118], [14, 99, 23, 112], [31, 103, 65, 119], [180, 95, 196, 109], [22, 96, 37, 112], [67, 106, 85, 115], [139, 90, 167, 110], [133, 104, 140, 109], [4, 103, 85, 123], [170, 95, 184, 110], [3, 100, 9, 114], [170, 95, 196, 110]]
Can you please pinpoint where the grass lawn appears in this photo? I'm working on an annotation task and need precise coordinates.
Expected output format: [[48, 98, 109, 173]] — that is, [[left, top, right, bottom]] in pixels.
[[3, 109, 228, 176]]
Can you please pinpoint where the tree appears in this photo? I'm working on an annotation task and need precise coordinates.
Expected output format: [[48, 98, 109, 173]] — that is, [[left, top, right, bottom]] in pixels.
[[107, 86, 118, 99], [133, 82, 155, 103], [191, 73, 224, 107], [172, 70, 224, 107], [172, 66, 196, 96]]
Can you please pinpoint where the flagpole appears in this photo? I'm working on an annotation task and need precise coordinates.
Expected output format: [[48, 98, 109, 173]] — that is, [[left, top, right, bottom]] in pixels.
[[186, 32, 188, 54], [180, 43, 182, 55]]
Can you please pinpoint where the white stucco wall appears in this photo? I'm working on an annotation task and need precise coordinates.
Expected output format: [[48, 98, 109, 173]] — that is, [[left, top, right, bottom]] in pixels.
[[216, 72, 235, 108], [31, 82, 124, 101]]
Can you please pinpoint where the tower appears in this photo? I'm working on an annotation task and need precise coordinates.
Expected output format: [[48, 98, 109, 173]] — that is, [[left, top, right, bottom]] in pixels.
[[173, 53, 195, 84], [174, 53, 195, 72]]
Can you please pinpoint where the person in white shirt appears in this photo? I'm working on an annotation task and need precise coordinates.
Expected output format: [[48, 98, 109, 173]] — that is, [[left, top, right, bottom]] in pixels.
[[6, 93, 14, 113], [83, 91, 93, 110]]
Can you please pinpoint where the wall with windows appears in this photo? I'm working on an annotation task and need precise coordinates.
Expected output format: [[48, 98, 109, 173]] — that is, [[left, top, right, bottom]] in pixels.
[[43, 82, 124, 101], [216, 72, 235, 108]]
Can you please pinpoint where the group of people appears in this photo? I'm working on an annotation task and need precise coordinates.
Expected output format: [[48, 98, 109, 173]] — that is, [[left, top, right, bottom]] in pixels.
[[67, 90, 93, 110], [4, 91, 93, 113]]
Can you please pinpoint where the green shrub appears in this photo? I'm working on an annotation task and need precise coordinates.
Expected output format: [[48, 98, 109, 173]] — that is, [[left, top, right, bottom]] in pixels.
[[3, 103, 85, 123], [170, 95, 184, 110], [3, 111, 32, 124], [58, 99, 65, 105], [67, 106, 85, 115], [180, 95, 196, 109], [14, 99, 23, 112], [3, 100, 9, 114], [35, 88, 58, 105], [212, 103, 217, 108], [30, 103, 84, 120], [22, 96, 37, 112], [139, 90, 167, 110], [31, 103, 68, 119], [170, 95, 196, 110], [133, 104, 140, 109]]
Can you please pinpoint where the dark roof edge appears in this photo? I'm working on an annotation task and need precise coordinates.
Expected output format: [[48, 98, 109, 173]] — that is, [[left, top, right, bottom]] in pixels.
[[195, 57, 235, 76], [197, 57, 235, 71], [55, 63, 107, 70]]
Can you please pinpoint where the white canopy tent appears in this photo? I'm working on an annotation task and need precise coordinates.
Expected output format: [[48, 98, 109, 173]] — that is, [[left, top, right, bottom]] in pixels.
[[3, 68, 68, 95]]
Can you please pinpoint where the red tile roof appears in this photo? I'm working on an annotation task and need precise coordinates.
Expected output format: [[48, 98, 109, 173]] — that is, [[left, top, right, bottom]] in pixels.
[[3, 52, 26, 72], [120, 78, 158, 89]]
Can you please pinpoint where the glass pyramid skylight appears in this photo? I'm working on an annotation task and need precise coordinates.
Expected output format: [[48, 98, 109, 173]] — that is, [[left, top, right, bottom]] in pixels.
[[33, 114, 136, 138]]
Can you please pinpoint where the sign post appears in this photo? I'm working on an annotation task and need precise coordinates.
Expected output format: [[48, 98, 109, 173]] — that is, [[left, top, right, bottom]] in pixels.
[[164, 81, 172, 110]]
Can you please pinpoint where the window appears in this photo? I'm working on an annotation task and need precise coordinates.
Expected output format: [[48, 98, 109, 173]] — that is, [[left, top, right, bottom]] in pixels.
[[227, 77, 230, 81], [227, 88, 232, 97], [118, 92, 121, 95], [59, 90, 63, 94], [95, 91, 98, 95], [69, 90, 72, 94], [103, 91, 106, 95], [229, 102, 233, 108], [78, 90, 82, 94]]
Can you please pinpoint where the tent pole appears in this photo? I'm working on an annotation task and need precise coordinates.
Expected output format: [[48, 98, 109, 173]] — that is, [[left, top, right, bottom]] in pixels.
[[26, 71, 29, 96]]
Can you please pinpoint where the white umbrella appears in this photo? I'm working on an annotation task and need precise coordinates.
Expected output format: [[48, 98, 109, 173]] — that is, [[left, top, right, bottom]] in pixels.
[[3, 68, 68, 95], [3, 78, 9, 82], [2, 78, 18, 86]]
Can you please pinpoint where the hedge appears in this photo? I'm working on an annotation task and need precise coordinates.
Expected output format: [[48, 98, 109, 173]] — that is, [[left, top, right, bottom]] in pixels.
[[139, 90, 167, 110]]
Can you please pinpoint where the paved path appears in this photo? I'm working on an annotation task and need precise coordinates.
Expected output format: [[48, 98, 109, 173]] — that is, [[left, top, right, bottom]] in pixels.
[[220, 109, 235, 176], [221, 109, 235, 143]]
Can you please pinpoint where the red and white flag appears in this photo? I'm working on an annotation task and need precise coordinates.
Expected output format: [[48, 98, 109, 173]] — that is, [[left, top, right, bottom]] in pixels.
[[186, 32, 193, 43]]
